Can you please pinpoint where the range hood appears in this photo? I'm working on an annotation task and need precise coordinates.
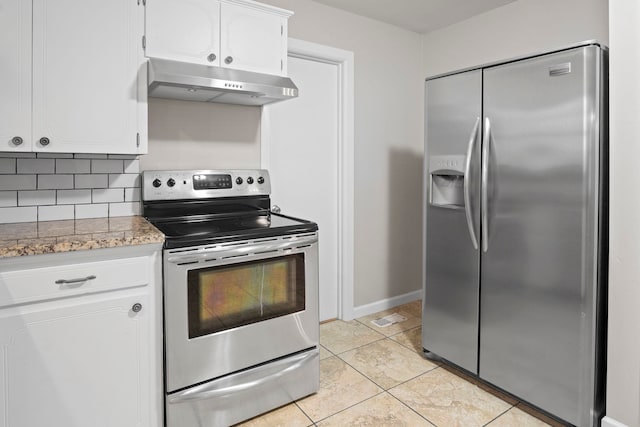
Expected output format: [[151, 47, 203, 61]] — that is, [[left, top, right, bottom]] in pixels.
[[147, 58, 298, 106]]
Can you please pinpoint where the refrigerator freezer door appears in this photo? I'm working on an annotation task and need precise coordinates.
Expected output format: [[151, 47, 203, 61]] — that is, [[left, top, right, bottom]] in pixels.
[[479, 46, 603, 426], [423, 70, 481, 373]]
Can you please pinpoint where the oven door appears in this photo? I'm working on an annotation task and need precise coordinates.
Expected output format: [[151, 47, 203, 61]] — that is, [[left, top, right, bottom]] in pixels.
[[164, 232, 319, 392]]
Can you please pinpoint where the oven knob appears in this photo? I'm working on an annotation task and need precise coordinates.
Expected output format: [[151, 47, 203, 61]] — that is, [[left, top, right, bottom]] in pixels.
[[167, 178, 176, 187], [152, 178, 162, 188], [236, 177, 243, 185], [247, 176, 254, 184], [257, 176, 265, 184]]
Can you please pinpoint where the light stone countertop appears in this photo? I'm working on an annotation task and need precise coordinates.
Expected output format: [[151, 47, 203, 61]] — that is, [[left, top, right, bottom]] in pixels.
[[0, 216, 164, 259]]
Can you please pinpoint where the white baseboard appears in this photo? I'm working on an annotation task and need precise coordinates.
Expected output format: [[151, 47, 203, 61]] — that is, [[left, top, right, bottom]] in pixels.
[[601, 416, 629, 427], [352, 289, 422, 319]]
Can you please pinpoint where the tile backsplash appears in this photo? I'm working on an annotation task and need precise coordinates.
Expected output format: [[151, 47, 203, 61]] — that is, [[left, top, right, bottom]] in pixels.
[[0, 153, 141, 224]]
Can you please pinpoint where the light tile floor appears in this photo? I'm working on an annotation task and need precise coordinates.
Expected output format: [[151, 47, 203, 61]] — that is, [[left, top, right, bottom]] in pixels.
[[237, 300, 564, 427]]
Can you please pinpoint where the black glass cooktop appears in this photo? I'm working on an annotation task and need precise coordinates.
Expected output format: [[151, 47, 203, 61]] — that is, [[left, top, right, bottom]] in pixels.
[[150, 213, 317, 249]]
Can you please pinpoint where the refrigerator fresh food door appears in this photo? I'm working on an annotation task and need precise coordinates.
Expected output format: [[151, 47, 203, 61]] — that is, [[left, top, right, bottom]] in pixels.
[[479, 45, 603, 426], [423, 69, 481, 374]]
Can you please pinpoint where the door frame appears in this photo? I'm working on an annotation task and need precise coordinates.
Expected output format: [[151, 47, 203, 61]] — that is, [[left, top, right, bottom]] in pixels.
[[260, 38, 355, 321]]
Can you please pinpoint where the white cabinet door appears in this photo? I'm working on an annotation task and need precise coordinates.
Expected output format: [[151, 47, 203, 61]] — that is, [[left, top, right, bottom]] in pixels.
[[220, 2, 286, 76], [0, 291, 150, 427], [32, 0, 145, 154], [0, 0, 31, 152], [146, 0, 221, 66]]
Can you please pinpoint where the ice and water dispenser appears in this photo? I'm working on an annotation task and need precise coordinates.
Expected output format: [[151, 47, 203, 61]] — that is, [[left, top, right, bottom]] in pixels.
[[429, 155, 466, 209]]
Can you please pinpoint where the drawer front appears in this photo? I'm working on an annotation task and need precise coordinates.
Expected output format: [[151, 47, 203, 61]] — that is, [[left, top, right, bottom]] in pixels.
[[0, 256, 150, 308]]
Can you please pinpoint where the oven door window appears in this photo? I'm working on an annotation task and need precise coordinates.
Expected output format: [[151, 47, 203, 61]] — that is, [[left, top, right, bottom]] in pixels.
[[187, 254, 306, 338]]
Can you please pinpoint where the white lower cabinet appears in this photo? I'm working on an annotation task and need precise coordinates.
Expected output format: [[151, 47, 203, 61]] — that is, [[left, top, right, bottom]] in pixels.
[[0, 245, 162, 427]]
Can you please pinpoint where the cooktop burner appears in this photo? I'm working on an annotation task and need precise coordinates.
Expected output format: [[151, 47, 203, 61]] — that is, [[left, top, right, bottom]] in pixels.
[[141, 169, 318, 249]]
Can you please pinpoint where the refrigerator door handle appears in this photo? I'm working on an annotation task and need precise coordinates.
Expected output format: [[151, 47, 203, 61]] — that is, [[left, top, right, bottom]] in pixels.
[[463, 117, 480, 250], [481, 117, 491, 252]]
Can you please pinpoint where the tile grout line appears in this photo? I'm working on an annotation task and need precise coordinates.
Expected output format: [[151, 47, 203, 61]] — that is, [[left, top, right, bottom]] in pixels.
[[292, 401, 315, 426], [481, 403, 518, 426], [385, 389, 439, 427], [299, 390, 389, 425], [317, 337, 443, 424], [334, 338, 441, 392], [387, 325, 424, 353], [321, 311, 422, 356]]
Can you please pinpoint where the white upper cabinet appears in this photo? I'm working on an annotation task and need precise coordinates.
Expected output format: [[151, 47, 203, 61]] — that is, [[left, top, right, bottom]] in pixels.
[[145, 0, 222, 67], [0, 0, 31, 152], [145, 0, 292, 76], [220, 1, 288, 75], [0, 0, 147, 154]]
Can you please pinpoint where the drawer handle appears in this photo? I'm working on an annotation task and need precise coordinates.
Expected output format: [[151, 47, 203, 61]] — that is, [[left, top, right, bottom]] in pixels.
[[55, 275, 97, 285]]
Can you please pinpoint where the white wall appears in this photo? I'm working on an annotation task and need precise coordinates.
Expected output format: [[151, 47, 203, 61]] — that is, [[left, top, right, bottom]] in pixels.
[[421, 0, 608, 78], [605, 2, 640, 426], [142, 99, 261, 171]]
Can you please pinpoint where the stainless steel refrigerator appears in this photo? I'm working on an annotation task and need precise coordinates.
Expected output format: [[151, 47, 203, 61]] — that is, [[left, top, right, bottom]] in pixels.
[[422, 42, 607, 426]]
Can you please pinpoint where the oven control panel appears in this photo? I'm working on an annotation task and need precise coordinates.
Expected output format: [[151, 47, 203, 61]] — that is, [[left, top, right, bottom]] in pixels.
[[192, 174, 233, 190], [142, 169, 271, 201]]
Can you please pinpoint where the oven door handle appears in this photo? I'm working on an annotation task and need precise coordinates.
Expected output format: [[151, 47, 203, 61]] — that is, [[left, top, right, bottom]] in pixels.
[[166, 234, 318, 264], [167, 349, 318, 404]]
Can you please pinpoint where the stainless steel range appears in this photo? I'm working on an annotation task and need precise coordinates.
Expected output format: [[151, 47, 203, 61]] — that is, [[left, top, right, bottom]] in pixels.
[[142, 169, 319, 427]]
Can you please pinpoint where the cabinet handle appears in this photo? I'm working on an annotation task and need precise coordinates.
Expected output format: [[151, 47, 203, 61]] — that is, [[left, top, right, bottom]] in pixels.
[[207, 53, 217, 62], [11, 136, 24, 146], [225, 56, 233, 65], [132, 303, 142, 313], [39, 137, 51, 146], [55, 275, 96, 285]]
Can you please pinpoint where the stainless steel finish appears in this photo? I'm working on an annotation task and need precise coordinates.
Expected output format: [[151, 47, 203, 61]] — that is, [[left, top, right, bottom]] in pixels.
[[207, 53, 216, 62], [464, 117, 480, 249], [164, 232, 319, 392], [549, 62, 572, 76], [423, 44, 606, 426], [11, 136, 23, 146], [147, 58, 298, 106], [168, 349, 317, 404], [425, 40, 603, 81], [271, 205, 281, 214], [150, 168, 320, 427], [131, 303, 142, 313], [166, 348, 319, 427], [423, 69, 481, 374], [478, 45, 604, 426], [224, 56, 233, 64], [481, 117, 491, 253], [55, 275, 96, 285], [142, 169, 271, 201], [39, 137, 50, 146], [164, 233, 317, 265]]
